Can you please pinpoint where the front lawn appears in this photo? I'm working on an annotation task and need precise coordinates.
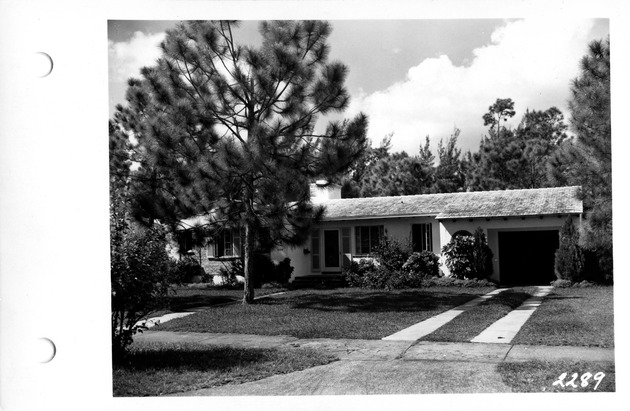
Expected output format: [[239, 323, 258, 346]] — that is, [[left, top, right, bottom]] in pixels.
[[156, 287, 493, 339], [420, 287, 537, 342], [165, 286, 285, 311], [512, 286, 614, 348], [498, 360, 615, 392], [113, 341, 337, 396]]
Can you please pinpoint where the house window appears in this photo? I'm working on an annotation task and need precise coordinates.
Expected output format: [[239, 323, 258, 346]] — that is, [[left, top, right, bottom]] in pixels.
[[355, 225, 384, 256], [208, 229, 241, 258], [311, 229, 321, 270], [412, 223, 433, 252]]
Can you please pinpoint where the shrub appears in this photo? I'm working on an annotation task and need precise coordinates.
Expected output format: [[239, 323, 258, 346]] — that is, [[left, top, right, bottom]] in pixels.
[[420, 276, 497, 288], [342, 259, 378, 288], [441, 233, 475, 279], [218, 259, 244, 288], [470, 228, 494, 280], [170, 258, 208, 285], [550, 279, 573, 288], [273, 258, 295, 284], [442, 227, 493, 280], [402, 251, 440, 278], [370, 236, 411, 271], [383, 270, 408, 290], [221, 255, 294, 287], [363, 265, 392, 289], [111, 225, 171, 361], [554, 217, 585, 282]]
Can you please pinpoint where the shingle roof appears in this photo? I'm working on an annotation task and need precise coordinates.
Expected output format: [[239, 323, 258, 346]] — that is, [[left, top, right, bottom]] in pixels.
[[318, 186, 583, 221]]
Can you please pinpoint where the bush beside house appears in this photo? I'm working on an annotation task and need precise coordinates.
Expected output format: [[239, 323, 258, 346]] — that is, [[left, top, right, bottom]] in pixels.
[[441, 227, 493, 280], [220, 255, 294, 288], [170, 258, 210, 285], [554, 217, 585, 282], [343, 237, 445, 290]]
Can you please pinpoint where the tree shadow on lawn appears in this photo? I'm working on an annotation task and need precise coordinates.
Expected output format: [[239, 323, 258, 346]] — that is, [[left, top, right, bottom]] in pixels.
[[114, 345, 274, 372], [167, 295, 237, 311], [257, 290, 483, 313]]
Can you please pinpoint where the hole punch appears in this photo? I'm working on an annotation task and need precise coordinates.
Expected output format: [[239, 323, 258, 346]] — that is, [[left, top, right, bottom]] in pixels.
[[32, 52, 53, 78], [34, 337, 56, 363]]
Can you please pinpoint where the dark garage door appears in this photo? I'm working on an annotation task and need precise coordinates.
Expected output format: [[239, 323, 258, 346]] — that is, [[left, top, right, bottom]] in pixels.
[[498, 230, 559, 286]]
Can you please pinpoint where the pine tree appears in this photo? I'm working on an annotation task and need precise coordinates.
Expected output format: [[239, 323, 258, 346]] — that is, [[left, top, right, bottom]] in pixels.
[[434, 128, 465, 193], [516, 107, 567, 188], [467, 101, 567, 191], [113, 21, 368, 303], [549, 38, 611, 280]]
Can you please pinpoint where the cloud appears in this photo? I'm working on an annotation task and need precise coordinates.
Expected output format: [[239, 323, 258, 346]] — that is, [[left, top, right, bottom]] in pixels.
[[108, 31, 166, 83], [347, 19, 601, 154]]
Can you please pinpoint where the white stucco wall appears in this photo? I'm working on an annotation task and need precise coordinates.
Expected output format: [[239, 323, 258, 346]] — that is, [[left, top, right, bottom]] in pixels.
[[279, 217, 439, 279], [277, 213, 579, 283], [439, 215, 572, 282]]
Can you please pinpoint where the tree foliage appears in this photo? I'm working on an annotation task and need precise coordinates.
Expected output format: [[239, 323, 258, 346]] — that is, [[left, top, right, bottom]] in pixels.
[[434, 128, 465, 193], [110, 154, 171, 360], [549, 38, 611, 280], [554, 217, 585, 282], [482, 98, 516, 138], [345, 135, 435, 197], [466, 100, 567, 190], [113, 21, 368, 303]]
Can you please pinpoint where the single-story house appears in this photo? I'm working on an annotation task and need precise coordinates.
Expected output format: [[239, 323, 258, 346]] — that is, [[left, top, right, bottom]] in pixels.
[[271, 182, 583, 286], [177, 182, 583, 286]]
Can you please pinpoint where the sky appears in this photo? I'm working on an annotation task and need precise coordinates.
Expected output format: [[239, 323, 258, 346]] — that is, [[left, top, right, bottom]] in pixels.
[[108, 19, 609, 155]]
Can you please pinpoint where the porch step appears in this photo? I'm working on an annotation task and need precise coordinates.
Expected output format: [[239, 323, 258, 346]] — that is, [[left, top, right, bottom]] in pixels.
[[291, 275, 346, 289]]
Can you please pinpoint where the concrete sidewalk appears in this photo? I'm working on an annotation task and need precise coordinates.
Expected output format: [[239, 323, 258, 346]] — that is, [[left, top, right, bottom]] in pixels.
[[134, 330, 614, 396]]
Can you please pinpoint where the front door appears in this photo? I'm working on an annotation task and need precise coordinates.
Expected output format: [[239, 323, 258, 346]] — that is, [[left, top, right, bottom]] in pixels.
[[323, 229, 341, 271]]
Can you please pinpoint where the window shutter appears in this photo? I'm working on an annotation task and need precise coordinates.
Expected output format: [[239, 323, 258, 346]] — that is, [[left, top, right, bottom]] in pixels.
[[355, 227, 361, 255], [311, 229, 320, 271], [232, 228, 241, 256], [341, 227, 351, 267]]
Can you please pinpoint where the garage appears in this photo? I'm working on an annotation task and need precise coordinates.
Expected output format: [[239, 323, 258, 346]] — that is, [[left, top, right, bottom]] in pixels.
[[498, 230, 559, 286]]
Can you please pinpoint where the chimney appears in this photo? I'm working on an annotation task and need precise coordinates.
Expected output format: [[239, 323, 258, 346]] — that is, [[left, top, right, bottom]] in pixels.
[[309, 180, 342, 202]]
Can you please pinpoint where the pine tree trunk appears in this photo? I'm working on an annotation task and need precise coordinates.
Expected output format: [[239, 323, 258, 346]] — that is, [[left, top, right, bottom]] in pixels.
[[242, 220, 256, 304]]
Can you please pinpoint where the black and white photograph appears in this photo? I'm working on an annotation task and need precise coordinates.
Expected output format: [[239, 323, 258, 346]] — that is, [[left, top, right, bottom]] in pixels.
[[1, 1, 628, 410]]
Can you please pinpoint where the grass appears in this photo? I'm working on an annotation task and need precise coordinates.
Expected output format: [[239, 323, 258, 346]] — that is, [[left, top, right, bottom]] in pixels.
[[420, 287, 537, 342], [113, 341, 337, 396], [166, 286, 284, 311], [156, 287, 494, 339], [512, 286, 614, 348], [498, 360, 615, 392], [145, 286, 286, 319]]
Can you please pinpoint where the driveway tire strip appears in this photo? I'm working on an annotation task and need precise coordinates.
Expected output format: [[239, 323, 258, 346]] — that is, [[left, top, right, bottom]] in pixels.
[[382, 288, 510, 341], [471, 285, 553, 344]]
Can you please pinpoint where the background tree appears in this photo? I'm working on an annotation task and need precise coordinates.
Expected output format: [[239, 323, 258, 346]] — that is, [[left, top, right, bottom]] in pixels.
[[434, 128, 465, 193], [549, 38, 611, 281], [516, 107, 568, 188], [340, 134, 392, 198], [465, 126, 522, 190], [466, 101, 567, 190], [114, 21, 368, 303], [359, 146, 434, 197], [482, 98, 516, 139]]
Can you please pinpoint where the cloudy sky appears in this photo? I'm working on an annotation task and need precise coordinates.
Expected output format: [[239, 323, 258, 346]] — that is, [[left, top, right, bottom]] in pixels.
[[108, 19, 609, 154]]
